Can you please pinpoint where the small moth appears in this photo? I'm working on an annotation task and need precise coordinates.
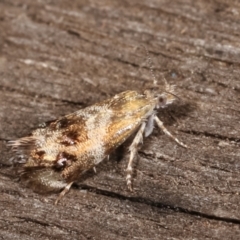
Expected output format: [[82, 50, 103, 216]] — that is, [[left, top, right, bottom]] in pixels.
[[9, 57, 187, 204]]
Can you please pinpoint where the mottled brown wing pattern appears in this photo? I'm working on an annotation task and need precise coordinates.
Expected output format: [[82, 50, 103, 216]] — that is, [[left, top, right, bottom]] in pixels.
[[10, 91, 156, 189], [61, 91, 155, 181], [9, 81, 187, 204]]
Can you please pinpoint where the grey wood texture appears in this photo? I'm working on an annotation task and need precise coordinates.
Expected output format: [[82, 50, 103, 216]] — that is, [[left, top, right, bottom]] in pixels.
[[0, 0, 240, 239]]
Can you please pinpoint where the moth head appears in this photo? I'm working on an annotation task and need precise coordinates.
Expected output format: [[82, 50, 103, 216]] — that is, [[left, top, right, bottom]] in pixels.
[[157, 84, 176, 108]]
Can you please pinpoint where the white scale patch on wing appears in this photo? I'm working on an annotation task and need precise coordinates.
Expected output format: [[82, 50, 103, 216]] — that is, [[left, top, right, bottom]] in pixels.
[[85, 104, 113, 164]]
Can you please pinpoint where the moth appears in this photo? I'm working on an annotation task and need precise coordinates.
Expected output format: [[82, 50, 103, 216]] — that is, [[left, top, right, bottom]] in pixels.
[[9, 66, 187, 205]]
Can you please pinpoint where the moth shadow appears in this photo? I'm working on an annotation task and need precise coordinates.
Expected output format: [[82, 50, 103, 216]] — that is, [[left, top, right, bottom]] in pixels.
[[157, 100, 196, 127]]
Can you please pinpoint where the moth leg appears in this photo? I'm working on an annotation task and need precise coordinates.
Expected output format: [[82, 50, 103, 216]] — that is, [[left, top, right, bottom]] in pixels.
[[154, 116, 188, 148], [55, 181, 74, 205], [126, 122, 146, 191]]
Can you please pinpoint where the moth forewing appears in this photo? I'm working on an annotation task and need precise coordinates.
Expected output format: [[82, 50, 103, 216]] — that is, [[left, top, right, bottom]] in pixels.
[[9, 84, 187, 204]]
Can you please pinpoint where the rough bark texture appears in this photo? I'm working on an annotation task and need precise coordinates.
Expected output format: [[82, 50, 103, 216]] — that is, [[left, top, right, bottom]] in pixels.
[[0, 0, 240, 239]]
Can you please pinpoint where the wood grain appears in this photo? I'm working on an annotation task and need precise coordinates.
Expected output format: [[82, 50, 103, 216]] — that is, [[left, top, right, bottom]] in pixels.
[[0, 0, 240, 239]]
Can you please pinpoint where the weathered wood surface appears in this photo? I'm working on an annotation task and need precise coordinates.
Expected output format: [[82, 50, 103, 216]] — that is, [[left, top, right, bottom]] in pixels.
[[0, 0, 240, 239]]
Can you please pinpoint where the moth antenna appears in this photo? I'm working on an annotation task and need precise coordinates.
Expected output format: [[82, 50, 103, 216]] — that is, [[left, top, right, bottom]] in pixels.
[[141, 45, 157, 86], [165, 89, 180, 100], [141, 45, 171, 91], [140, 45, 181, 106], [162, 75, 169, 88]]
